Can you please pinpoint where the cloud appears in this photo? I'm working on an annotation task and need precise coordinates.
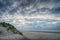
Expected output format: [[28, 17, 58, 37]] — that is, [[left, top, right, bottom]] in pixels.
[[50, 7, 60, 14], [0, 0, 60, 15], [0, 0, 60, 30]]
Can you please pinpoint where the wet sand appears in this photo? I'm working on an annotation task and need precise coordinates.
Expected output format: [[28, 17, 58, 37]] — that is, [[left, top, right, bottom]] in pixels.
[[22, 31, 60, 40]]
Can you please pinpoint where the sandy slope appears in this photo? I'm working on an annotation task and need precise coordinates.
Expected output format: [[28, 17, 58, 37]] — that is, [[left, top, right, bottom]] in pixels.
[[0, 26, 22, 40], [0, 26, 31, 40]]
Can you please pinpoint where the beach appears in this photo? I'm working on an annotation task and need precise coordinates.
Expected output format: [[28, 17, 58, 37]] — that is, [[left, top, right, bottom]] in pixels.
[[0, 31, 60, 40]]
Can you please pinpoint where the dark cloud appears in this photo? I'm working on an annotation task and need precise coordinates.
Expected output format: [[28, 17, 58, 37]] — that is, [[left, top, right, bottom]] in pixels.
[[20, 0, 35, 7], [40, 7, 50, 12], [0, 1, 5, 8], [8, 9, 17, 14], [53, 0, 60, 3], [0, 0, 14, 8], [0, 0, 60, 15], [50, 7, 60, 14], [0, 0, 15, 15], [39, 0, 51, 3]]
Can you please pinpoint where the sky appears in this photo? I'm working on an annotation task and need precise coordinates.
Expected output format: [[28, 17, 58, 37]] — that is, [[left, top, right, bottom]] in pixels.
[[0, 0, 60, 30]]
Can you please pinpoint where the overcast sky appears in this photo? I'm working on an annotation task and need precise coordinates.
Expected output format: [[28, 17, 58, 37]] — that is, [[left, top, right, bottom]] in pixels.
[[0, 0, 60, 30]]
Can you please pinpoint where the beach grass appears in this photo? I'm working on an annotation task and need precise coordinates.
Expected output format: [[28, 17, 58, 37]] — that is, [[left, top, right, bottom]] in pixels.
[[0, 22, 23, 35]]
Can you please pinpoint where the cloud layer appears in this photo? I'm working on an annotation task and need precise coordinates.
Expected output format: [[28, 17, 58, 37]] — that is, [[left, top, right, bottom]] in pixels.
[[0, 0, 60, 30]]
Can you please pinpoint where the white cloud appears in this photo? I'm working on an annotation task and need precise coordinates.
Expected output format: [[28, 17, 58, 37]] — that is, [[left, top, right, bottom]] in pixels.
[[1, 12, 60, 26]]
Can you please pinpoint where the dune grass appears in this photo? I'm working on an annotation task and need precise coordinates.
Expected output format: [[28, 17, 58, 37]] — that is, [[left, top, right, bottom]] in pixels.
[[0, 22, 23, 35], [0, 31, 2, 34], [0, 31, 1, 33]]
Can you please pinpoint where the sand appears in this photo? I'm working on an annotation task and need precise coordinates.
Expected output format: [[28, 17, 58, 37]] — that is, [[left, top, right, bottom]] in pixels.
[[0, 31, 60, 40], [0, 26, 60, 40]]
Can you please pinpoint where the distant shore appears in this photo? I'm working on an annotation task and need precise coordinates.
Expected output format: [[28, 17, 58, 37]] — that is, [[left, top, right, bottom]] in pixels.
[[20, 30, 60, 33]]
